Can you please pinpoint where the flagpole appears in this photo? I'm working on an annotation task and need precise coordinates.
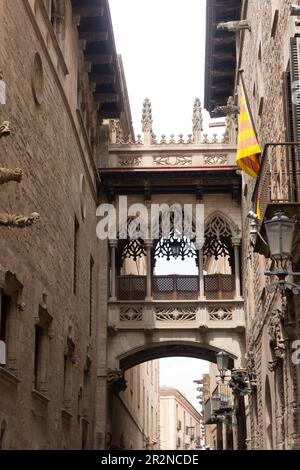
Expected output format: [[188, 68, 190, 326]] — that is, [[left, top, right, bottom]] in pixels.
[[238, 70, 260, 142]]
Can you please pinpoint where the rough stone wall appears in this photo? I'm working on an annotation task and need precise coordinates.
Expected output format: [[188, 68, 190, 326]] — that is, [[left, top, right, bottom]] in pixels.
[[240, 0, 300, 449], [0, 0, 103, 449]]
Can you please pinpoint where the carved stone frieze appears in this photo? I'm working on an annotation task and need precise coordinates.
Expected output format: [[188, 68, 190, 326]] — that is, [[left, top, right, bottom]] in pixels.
[[155, 307, 197, 322], [204, 154, 228, 166], [209, 307, 233, 321], [120, 306, 143, 322], [153, 155, 192, 167], [118, 155, 142, 167]]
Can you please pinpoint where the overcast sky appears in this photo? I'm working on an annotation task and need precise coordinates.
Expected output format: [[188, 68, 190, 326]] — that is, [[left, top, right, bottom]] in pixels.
[[109, 0, 210, 411]]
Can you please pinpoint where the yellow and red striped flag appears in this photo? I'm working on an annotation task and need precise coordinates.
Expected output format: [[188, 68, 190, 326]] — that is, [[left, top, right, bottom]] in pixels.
[[236, 84, 261, 178]]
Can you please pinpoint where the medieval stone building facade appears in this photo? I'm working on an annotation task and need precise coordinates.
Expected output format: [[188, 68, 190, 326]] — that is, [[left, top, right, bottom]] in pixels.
[[205, 0, 300, 450], [0, 0, 128, 450]]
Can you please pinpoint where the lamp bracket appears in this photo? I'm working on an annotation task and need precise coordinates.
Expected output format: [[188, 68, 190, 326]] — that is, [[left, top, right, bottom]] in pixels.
[[265, 270, 300, 295]]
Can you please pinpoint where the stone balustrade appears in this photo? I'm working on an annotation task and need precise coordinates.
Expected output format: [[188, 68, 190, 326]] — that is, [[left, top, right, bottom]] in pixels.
[[107, 300, 245, 331]]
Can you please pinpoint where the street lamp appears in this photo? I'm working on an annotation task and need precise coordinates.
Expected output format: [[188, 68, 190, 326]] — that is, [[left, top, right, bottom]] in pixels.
[[216, 351, 229, 383], [264, 211, 300, 294], [264, 211, 296, 261]]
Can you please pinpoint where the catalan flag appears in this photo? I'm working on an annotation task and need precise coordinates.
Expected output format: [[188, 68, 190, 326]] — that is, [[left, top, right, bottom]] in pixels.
[[236, 84, 261, 178]]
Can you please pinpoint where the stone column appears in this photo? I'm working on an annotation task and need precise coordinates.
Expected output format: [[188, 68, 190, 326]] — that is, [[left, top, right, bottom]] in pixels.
[[233, 238, 242, 300], [145, 240, 153, 301], [109, 240, 118, 301], [196, 240, 205, 300]]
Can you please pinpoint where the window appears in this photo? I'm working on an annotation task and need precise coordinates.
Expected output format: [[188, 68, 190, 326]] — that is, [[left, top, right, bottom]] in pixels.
[[73, 218, 79, 294], [271, 1, 280, 38], [0, 294, 10, 365], [33, 307, 52, 393], [0, 421, 7, 450], [43, 0, 66, 50], [83, 357, 91, 418], [63, 335, 75, 408], [89, 257, 94, 337], [0, 276, 21, 372]]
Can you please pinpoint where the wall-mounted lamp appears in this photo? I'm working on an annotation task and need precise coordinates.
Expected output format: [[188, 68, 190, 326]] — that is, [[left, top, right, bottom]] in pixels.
[[290, 4, 300, 16], [264, 212, 300, 294]]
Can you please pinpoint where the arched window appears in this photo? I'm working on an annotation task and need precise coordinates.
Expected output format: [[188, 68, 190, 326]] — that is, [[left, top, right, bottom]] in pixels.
[[43, 0, 66, 50]]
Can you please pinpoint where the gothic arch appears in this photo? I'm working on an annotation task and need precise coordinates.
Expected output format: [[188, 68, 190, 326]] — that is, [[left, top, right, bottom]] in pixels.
[[204, 211, 241, 239]]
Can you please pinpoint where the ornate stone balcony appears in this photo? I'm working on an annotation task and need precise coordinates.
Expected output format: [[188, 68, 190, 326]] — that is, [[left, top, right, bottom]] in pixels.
[[104, 144, 237, 169], [108, 298, 245, 332]]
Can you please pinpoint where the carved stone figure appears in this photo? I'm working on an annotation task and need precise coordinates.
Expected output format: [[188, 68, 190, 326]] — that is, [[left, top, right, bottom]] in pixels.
[[268, 308, 286, 360], [107, 368, 127, 394], [245, 350, 257, 386], [211, 96, 239, 118], [217, 20, 251, 32], [0, 167, 23, 184], [0, 121, 11, 138], [0, 212, 40, 228]]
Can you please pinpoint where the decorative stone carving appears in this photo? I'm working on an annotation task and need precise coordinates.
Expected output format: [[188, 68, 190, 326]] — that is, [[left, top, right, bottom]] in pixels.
[[109, 119, 124, 144], [142, 98, 153, 133], [0, 121, 10, 139], [217, 20, 251, 32], [120, 306, 143, 322], [32, 52, 44, 105], [155, 307, 197, 322], [245, 350, 257, 387], [107, 368, 127, 394], [202, 133, 209, 143], [0, 212, 40, 228], [0, 167, 23, 184], [211, 96, 239, 118], [64, 335, 76, 364], [267, 307, 286, 361], [160, 135, 167, 144], [193, 98, 203, 144], [119, 155, 142, 167], [209, 307, 233, 321], [204, 154, 228, 166], [153, 155, 192, 167]]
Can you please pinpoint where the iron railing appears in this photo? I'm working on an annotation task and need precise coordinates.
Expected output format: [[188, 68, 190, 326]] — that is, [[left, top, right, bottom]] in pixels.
[[253, 143, 300, 221]]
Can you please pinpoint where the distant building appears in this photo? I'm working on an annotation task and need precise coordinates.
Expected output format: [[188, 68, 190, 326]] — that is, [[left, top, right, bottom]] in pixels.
[[160, 387, 201, 450], [109, 360, 160, 450]]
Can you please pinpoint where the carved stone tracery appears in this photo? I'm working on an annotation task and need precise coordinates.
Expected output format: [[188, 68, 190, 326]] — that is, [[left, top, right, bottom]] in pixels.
[[155, 307, 197, 322], [209, 307, 233, 321], [120, 306, 143, 322], [153, 155, 193, 167], [204, 154, 228, 166]]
